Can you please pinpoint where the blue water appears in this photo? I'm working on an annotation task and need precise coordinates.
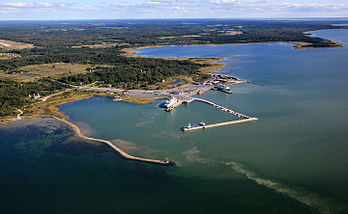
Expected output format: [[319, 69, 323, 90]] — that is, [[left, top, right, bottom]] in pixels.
[[132, 29, 348, 213], [1, 29, 348, 213], [333, 24, 348, 27], [168, 79, 182, 85]]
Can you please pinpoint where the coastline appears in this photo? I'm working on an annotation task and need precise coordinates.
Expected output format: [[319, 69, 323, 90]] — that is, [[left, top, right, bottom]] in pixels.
[[2, 30, 342, 125], [121, 47, 227, 75], [0, 90, 107, 125], [121, 39, 341, 77], [0, 90, 163, 125], [0, 91, 175, 165], [121, 41, 340, 59]]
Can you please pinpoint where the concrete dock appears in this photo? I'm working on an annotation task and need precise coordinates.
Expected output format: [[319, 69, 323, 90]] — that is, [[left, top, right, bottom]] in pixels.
[[182, 97, 258, 131], [183, 118, 258, 131], [192, 98, 251, 119]]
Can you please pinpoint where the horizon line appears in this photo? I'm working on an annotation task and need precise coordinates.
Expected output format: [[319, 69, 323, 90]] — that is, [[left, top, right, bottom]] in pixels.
[[0, 17, 348, 22]]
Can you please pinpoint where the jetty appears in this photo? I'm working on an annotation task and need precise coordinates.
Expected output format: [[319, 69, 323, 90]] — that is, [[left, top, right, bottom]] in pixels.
[[191, 98, 251, 119], [52, 116, 175, 166], [182, 118, 258, 131], [182, 97, 258, 131]]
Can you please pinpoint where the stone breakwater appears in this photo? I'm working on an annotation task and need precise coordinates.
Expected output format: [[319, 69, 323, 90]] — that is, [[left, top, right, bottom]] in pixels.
[[51, 116, 175, 166]]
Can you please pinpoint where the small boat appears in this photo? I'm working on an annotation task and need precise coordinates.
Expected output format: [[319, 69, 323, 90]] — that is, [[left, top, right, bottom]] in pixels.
[[182, 123, 192, 130], [199, 121, 206, 126]]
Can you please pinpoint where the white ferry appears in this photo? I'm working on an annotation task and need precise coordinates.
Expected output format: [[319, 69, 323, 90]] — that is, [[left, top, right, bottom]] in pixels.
[[217, 85, 230, 91], [165, 97, 178, 108]]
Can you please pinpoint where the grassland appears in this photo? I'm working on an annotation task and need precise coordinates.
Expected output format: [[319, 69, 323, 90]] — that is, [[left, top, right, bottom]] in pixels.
[[190, 58, 226, 74], [0, 73, 33, 82], [19, 63, 92, 79], [221, 30, 243, 36], [71, 42, 127, 48], [1, 63, 114, 82], [0, 53, 20, 60], [151, 75, 191, 90], [0, 39, 34, 50], [121, 96, 159, 104]]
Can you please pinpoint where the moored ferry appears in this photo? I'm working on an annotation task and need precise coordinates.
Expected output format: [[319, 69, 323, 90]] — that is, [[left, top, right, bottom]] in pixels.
[[217, 84, 230, 91], [165, 97, 178, 108]]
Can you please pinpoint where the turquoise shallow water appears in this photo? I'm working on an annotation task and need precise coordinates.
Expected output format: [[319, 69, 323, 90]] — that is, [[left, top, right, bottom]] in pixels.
[[1, 29, 348, 213]]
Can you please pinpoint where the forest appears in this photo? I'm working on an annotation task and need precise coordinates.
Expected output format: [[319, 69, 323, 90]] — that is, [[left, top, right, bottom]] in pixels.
[[0, 79, 65, 116], [0, 19, 347, 117]]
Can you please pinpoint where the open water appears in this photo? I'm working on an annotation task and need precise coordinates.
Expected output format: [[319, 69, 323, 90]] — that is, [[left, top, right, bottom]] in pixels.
[[1, 29, 348, 213]]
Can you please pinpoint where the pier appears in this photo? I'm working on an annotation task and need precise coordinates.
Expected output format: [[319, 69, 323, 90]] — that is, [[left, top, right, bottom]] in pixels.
[[52, 116, 175, 166], [182, 98, 258, 131], [192, 98, 251, 119], [183, 118, 258, 131]]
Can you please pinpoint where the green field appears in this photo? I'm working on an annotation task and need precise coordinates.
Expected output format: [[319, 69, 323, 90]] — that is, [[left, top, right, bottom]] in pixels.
[[1, 63, 114, 82]]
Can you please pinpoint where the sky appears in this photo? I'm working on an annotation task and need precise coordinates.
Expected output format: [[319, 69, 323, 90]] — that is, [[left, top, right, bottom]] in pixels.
[[0, 0, 347, 20]]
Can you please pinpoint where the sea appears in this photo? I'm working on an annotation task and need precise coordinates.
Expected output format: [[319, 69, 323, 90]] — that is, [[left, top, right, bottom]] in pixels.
[[1, 29, 348, 214]]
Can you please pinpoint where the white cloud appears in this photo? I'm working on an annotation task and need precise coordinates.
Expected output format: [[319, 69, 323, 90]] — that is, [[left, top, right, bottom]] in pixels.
[[211, 0, 240, 4], [210, 0, 346, 11], [0, 0, 347, 19], [0, 2, 69, 9], [0, 2, 98, 12], [281, 2, 345, 9], [146, 0, 192, 3], [146, 0, 178, 4]]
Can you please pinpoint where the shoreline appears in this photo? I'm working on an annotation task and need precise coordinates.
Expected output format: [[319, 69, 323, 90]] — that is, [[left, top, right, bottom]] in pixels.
[[2, 30, 343, 125], [0, 90, 106, 125], [121, 47, 227, 75], [121, 39, 341, 77], [0, 41, 300, 125], [0, 89, 165, 125], [121, 40, 340, 59]]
